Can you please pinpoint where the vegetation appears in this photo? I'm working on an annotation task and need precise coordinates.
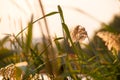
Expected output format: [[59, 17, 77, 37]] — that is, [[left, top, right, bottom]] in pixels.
[[0, 1, 120, 80]]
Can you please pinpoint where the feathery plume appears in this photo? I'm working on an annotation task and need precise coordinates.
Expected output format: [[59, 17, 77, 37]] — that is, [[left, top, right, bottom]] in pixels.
[[71, 25, 87, 43], [97, 31, 120, 53]]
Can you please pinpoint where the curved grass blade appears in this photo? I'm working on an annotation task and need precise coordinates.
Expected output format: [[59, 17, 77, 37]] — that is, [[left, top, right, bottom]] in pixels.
[[16, 11, 58, 37], [58, 5, 65, 23], [33, 11, 58, 24], [58, 5, 78, 80]]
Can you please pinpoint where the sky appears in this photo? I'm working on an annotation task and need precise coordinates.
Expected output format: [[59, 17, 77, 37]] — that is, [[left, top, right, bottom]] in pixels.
[[0, 0, 120, 39]]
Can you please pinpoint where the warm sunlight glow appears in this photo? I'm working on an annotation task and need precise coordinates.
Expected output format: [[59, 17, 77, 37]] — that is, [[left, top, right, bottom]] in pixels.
[[0, 1, 120, 80], [0, 0, 120, 39]]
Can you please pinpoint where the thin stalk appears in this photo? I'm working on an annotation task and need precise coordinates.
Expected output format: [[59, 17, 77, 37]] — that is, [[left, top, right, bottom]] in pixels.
[[38, 0, 51, 41], [38, 0, 58, 78]]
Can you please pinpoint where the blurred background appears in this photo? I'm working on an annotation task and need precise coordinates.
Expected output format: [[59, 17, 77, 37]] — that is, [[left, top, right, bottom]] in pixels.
[[0, 0, 120, 39], [0, 1, 120, 79]]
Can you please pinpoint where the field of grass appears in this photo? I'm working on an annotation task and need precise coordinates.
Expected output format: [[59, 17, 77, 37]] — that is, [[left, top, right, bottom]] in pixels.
[[0, 2, 120, 80]]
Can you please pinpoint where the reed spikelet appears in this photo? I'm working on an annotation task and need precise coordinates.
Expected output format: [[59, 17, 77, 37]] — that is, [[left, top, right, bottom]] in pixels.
[[97, 31, 120, 53], [71, 25, 87, 43], [0, 63, 25, 80], [0, 64, 16, 79]]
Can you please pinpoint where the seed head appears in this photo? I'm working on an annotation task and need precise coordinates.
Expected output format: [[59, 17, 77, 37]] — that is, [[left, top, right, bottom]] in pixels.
[[71, 25, 87, 43], [97, 31, 120, 53]]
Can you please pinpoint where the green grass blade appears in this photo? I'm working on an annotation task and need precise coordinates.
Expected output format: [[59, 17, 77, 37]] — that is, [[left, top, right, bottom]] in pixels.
[[30, 48, 44, 65], [62, 23, 72, 41], [13, 35, 23, 48], [33, 11, 59, 23], [16, 11, 58, 37], [0, 48, 15, 60], [54, 37, 64, 53], [26, 16, 33, 49], [54, 37, 64, 41], [58, 5, 65, 23]]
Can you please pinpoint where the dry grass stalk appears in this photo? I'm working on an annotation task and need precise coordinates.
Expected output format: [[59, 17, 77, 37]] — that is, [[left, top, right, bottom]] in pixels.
[[97, 31, 120, 53], [71, 25, 87, 43]]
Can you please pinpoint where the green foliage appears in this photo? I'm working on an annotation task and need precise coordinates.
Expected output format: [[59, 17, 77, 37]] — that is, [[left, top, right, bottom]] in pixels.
[[0, 4, 120, 80], [26, 16, 33, 50]]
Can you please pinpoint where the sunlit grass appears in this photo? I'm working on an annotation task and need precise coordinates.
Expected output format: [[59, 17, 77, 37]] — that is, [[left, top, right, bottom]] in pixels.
[[0, 3, 120, 80]]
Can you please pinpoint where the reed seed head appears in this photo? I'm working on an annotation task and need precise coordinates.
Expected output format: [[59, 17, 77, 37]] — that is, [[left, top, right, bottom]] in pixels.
[[97, 31, 120, 53], [71, 25, 87, 43]]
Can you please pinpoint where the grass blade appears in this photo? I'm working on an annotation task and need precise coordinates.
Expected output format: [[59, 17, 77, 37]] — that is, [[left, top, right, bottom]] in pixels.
[[58, 5, 65, 23], [26, 16, 33, 49], [33, 11, 59, 24], [16, 11, 58, 37]]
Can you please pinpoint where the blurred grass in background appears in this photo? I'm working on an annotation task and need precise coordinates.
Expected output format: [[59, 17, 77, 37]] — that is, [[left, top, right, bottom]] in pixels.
[[0, 0, 120, 80]]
